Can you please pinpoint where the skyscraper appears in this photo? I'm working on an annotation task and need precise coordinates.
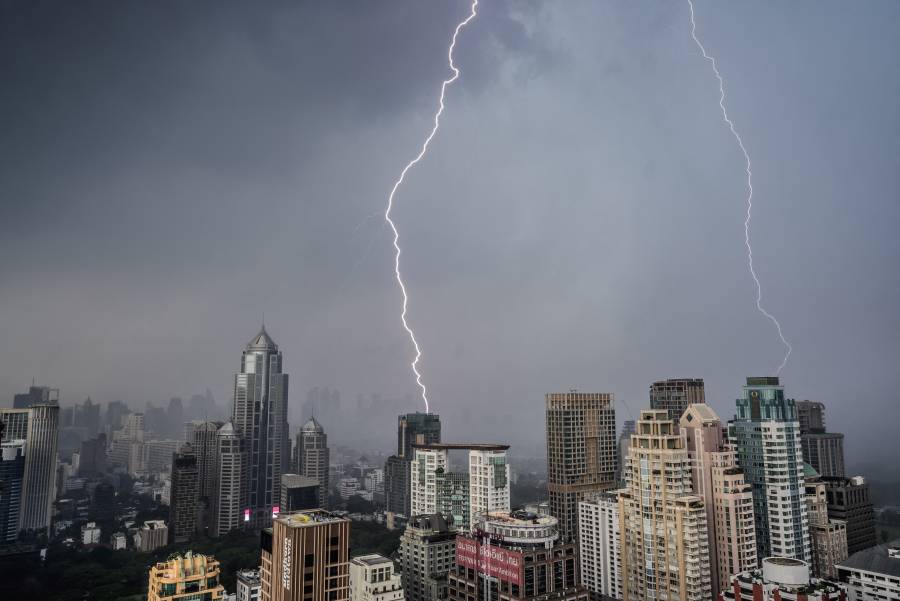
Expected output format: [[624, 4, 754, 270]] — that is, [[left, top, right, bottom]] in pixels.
[[191, 420, 223, 531], [730, 377, 811, 562], [796, 401, 826, 435], [649, 378, 705, 421], [619, 410, 712, 601], [12, 385, 58, 409], [545, 392, 617, 542], [0, 439, 26, 545], [294, 417, 329, 509], [232, 325, 290, 528], [822, 475, 876, 555], [804, 466, 848, 579], [260, 510, 350, 601], [680, 404, 757, 595], [0, 403, 59, 534], [397, 514, 456, 601], [385, 413, 441, 517], [213, 421, 246, 536], [796, 401, 846, 478], [169, 443, 199, 543], [578, 491, 622, 601]]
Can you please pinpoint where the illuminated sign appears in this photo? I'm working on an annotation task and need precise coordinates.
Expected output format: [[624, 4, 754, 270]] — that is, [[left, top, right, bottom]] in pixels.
[[282, 536, 292, 590], [456, 537, 523, 586], [244, 509, 251, 522], [272, 505, 280, 518]]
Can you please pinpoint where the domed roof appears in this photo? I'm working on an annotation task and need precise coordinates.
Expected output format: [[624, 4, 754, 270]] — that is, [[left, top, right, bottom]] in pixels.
[[247, 324, 277, 350], [301, 416, 324, 433]]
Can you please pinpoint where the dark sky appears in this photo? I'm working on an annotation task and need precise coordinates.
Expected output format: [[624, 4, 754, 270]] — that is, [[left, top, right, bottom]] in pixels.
[[1, 1, 898, 467]]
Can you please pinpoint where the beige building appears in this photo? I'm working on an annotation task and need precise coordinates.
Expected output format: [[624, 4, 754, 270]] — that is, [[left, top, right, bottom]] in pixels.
[[805, 466, 848, 579], [619, 410, 712, 601], [680, 404, 757, 595], [349, 554, 404, 601], [147, 551, 225, 601], [260, 510, 350, 601], [546, 392, 618, 542]]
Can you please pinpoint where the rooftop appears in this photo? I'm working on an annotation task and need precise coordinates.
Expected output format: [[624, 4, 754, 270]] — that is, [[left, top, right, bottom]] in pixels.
[[838, 538, 900, 578], [351, 554, 393, 567], [412, 442, 509, 451], [483, 510, 557, 527], [275, 509, 347, 528]]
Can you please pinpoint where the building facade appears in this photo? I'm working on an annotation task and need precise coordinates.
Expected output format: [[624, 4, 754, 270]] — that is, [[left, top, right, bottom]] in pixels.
[[295, 417, 329, 510], [260, 510, 350, 601], [619, 410, 712, 601], [135, 519, 169, 552], [0, 403, 59, 534], [680, 404, 757, 596], [233, 326, 290, 528], [147, 551, 225, 601], [169, 443, 200, 543], [237, 568, 262, 601], [729, 377, 811, 562], [398, 514, 456, 601], [350, 554, 405, 601], [822, 476, 876, 555], [649, 378, 705, 421], [805, 472, 848, 579], [0, 439, 26, 545], [449, 510, 588, 601], [545, 392, 617, 542], [280, 474, 320, 512], [213, 421, 247, 536], [578, 491, 622, 601]]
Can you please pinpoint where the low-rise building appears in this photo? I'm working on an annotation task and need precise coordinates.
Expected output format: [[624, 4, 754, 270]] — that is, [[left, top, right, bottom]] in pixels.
[[350, 554, 404, 601], [111, 531, 127, 550], [81, 521, 101, 545], [147, 551, 225, 601], [134, 519, 169, 552], [719, 557, 845, 601], [236, 568, 261, 601], [837, 539, 900, 601]]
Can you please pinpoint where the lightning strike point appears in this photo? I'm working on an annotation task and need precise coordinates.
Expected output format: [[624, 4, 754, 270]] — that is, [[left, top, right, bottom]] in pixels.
[[687, 0, 793, 375], [384, 0, 479, 413]]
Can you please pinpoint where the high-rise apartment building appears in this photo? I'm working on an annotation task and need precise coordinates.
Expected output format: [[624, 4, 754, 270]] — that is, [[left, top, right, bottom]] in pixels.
[[730, 377, 811, 562], [797, 400, 846, 478], [680, 404, 757, 596], [191, 421, 223, 501], [385, 413, 441, 517], [260, 510, 350, 601], [397, 514, 456, 601], [822, 476, 876, 555], [349, 554, 405, 601], [805, 467, 848, 579], [213, 421, 246, 536], [578, 491, 622, 601], [617, 420, 635, 486], [796, 401, 826, 435], [294, 417, 329, 509], [449, 510, 588, 601], [545, 392, 617, 542], [410, 443, 510, 531], [619, 410, 712, 601], [147, 551, 225, 601], [169, 443, 199, 543], [649, 378, 705, 421], [78, 433, 107, 477], [0, 403, 59, 534], [233, 325, 290, 528]]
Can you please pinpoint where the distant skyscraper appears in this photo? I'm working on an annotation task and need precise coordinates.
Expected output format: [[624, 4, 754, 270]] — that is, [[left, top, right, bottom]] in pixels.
[[78, 433, 107, 477], [105, 400, 130, 433], [169, 443, 199, 543], [12, 385, 58, 409], [680, 404, 757, 595], [730, 377, 811, 562], [0, 403, 59, 534], [213, 421, 246, 537], [232, 325, 290, 528], [545, 392, 617, 541], [617, 420, 635, 485], [796, 401, 846, 478], [796, 401, 826, 435], [386, 413, 441, 517], [73, 398, 101, 437], [619, 410, 712, 601], [649, 378, 705, 421], [191, 422, 223, 501], [260, 510, 350, 601], [280, 474, 320, 512], [822, 475, 876, 555], [294, 417, 329, 509]]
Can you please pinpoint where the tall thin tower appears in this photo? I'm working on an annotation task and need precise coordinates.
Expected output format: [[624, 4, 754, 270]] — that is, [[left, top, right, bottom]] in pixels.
[[232, 325, 289, 528]]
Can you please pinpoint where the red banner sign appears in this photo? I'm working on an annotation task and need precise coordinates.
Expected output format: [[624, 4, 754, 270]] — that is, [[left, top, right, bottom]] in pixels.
[[456, 537, 523, 586]]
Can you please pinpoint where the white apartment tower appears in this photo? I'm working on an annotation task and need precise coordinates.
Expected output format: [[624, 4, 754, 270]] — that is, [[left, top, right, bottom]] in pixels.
[[578, 491, 622, 601]]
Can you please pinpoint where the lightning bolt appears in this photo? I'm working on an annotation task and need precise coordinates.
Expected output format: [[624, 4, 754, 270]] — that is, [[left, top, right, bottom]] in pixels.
[[384, 0, 479, 413], [687, 0, 792, 375]]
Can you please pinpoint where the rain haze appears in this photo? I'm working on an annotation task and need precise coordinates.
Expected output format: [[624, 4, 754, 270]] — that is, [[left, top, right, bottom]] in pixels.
[[1, 1, 898, 472]]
